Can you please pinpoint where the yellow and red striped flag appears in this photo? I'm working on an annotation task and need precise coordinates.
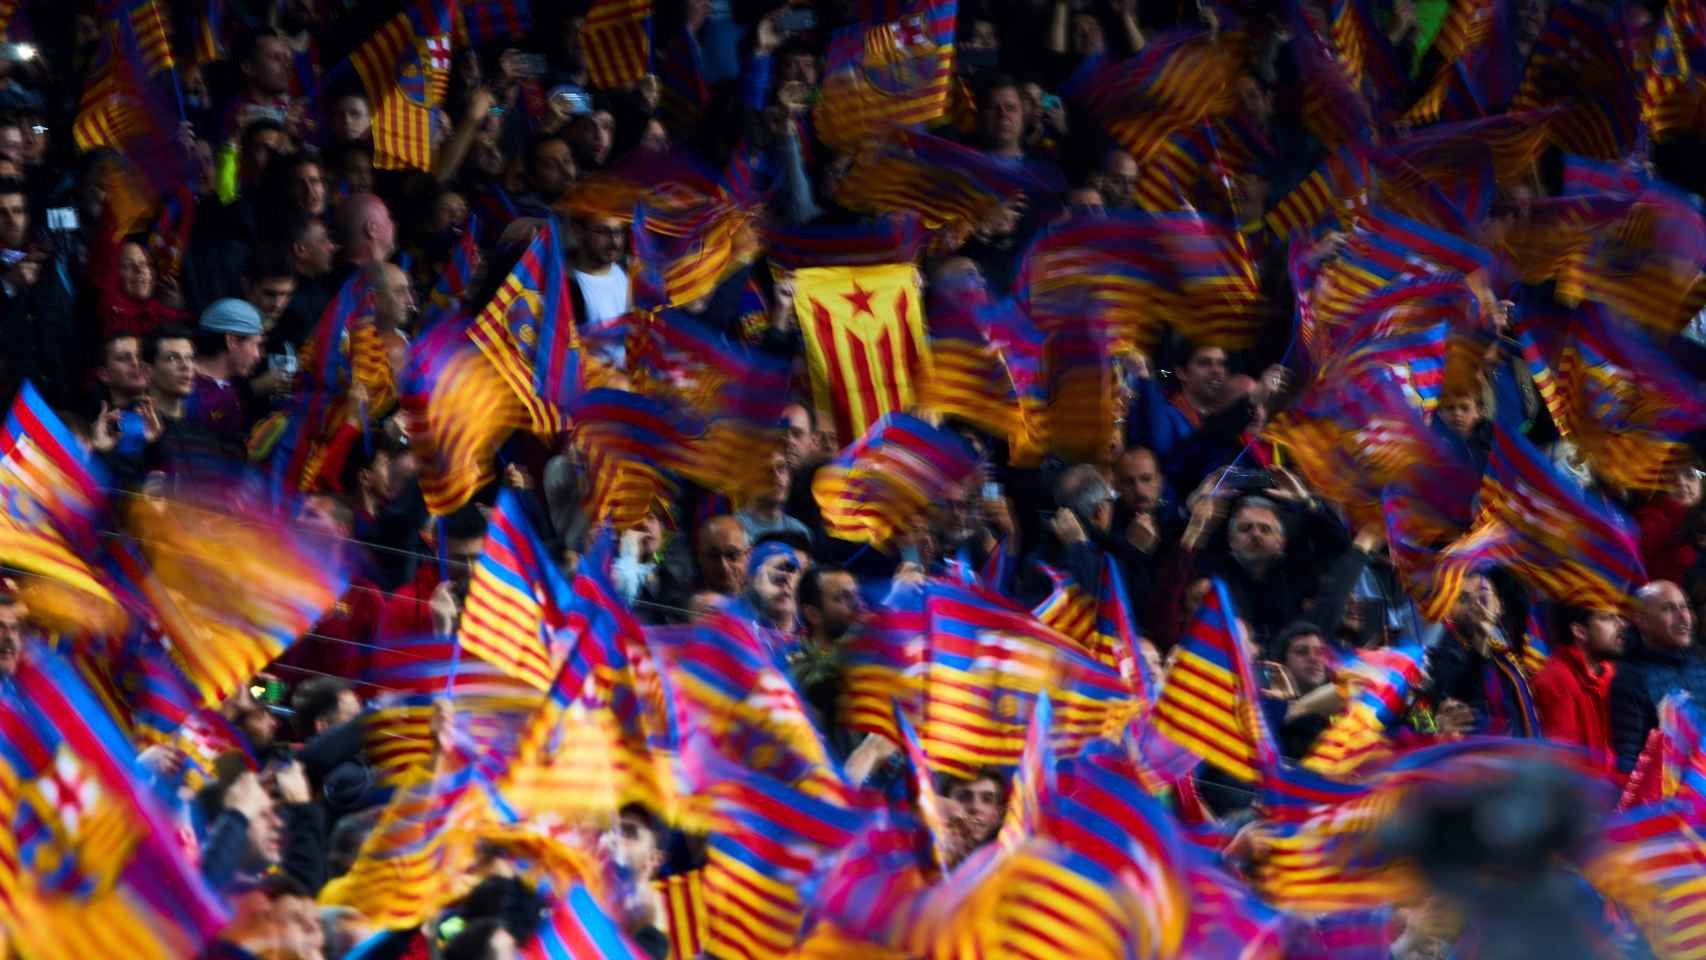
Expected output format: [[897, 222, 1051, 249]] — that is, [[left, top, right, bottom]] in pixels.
[[583, 0, 653, 89], [792, 263, 930, 445], [349, 0, 452, 170]]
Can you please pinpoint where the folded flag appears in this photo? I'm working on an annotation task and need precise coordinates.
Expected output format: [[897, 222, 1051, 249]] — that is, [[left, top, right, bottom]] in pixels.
[[525, 884, 652, 959]]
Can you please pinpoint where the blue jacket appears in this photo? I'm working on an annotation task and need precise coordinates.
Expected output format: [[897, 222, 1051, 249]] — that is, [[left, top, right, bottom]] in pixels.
[[1608, 642, 1706, 772]]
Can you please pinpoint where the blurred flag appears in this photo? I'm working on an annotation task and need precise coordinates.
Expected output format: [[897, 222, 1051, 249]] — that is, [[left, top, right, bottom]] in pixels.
[[459, 487, 587, 692], [812, 412, 979, 547], [0, 652, 228, 959], [72, 0, 191, 194], [793, 263, 930, 443], [468, 219, 580, 436], [422, 217, 481, 329], [1511, 3, 1639, 159], [1301, 645, 1428, 777], [349, 0, 453, 170], [1147, 579, 1278, 783], [402, 320, 531, 515], [525, 884, 652, 958], [657, 871, 706, 960], [814, 0, 957, 153], [831, 129, 1045, 233], [453, 0, 530, 47], [1064, 30, 1239, 164], [1581, 800, 1706, 958], [766, 214, 930, 270], [582, 0, 652, 89], [115, 487, 349, 708], [0, 382, 124, 635]]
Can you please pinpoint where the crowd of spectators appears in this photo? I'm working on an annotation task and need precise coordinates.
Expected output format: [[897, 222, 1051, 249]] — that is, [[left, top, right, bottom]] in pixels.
[[0, 0, 1704, 957]]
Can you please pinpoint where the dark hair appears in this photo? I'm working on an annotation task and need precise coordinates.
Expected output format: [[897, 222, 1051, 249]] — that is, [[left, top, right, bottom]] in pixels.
[[456, 875, 547, 943], [1269, 621, 1325, 662], [798, 564, 849, 613], [291, 675, 352, 735], [283, 211, 324, 249], [193, 328, 232, 359], [783, 398, 816, 431], [143, 325, 195, 365], [443, 502, 489, 542], [1553, 604, 1592, 646], [618, 801, 664, 848], [978, 73, 1021, 105], [253, 872, 312, 901], [442, 918, 509, 960], [337, 439, 392, 499], [0, 175, 25, 200], [245, 244, 296, 285], [239, 118, 286, 158]]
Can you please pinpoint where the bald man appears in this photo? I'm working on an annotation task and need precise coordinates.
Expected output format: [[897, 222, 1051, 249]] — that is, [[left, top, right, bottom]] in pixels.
[[696, 516, 751, 597], [1609, 581, 1702, 771], [337, 193, 397, 267]]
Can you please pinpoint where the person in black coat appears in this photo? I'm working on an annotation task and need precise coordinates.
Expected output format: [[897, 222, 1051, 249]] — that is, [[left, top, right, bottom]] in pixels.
[[1609, 580, 1706, 773], [0, 177, 78, 409]]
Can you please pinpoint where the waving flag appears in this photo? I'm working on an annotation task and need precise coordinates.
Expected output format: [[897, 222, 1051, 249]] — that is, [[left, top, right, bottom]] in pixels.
[[526, 884, 652, 959], [1511, 3, 1638, 160], [468, 219, 580, 436], [453, 0, 530, 47], [458, 488, 587, 692], [402, 320, 530, 516], [583, 0, 652, 89], [1582, 801, 1706, 959], [0, 383, 124, 635], [793, 264, 930, 444], [1302, 645, 1429, 777], [1147, 579, 1277, 782], [832, 129, 1045, 232], [766, 213, 930, 269], [814, 0, 957, 152], [72, 0, 190, 193], [1064, 30, 1239, 163], [1660, 693, 1706, 811], [349, 0, 452, 170], [812, 413, 979, 547], [0, 653, 228, 959], [422, 217, 481, 329]]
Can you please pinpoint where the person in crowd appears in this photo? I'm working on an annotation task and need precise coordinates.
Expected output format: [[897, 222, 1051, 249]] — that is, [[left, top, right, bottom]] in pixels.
[[744, 538, 803, 633], [1610, 580, 1705, 772], [1262, 622, 1338, 759], [205, 873, 326, 960], [0, 579, 25, 677], [335, 193, 397, 274], [736, 451, 813, 542], [603, 804, 670, 956], [1637, 463, 1703, 586], [1531, 605, 1626, 763], [378, 502, 488, 639], [189, 298, 265, 451], [279, 492, 384, 681], [693, 515, 751, 601], [569, 211, 630, 330], [1426, 572, 1539, 738], [944, 769, 1008, 866], [0, 177, 76, 409]]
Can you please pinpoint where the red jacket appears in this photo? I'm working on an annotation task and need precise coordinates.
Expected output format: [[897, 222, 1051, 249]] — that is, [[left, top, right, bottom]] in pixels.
[[275, 576, 384, 681], [1530, 645, 1616, 761], [377, 564, 443, 643]]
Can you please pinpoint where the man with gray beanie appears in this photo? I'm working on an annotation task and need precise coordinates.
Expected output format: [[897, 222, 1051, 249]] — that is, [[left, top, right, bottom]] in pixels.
[[188, 297, 265, 451]]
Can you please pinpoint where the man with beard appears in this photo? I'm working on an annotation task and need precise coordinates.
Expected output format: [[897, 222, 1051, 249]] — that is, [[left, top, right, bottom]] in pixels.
[[1127, 343, 1276, 494], [795, 565, 863, 756]]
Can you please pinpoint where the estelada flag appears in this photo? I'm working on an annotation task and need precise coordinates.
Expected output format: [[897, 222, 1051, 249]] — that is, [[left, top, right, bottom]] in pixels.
[[792, 264, 930, 446]]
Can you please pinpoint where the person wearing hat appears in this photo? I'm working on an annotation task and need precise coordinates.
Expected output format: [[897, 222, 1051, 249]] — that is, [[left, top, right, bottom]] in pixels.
[[188, 297, 265, 450]]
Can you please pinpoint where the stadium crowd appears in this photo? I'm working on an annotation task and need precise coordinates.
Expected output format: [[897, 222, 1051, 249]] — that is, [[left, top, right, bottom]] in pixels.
[[1, 0, 1706, 958]]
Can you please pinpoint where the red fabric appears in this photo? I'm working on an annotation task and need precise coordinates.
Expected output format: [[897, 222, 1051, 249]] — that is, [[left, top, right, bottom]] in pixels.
[[98, 290, 189, 341], [1530, 645, 1617, 762], [377, 564, 443, 642], [1635, 495, 1699, 586], [274, 576, 384, 681]]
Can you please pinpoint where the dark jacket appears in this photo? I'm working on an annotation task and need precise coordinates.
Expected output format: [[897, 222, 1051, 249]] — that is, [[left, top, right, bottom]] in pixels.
[[0, 258, 80, 410], [1608, 641, 1706, 772]]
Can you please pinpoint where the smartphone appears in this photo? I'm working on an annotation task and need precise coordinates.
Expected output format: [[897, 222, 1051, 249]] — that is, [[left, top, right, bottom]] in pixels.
[[982, 481, 1002, 502], [775, 7, 816, 32], [44, 207, 78, 233], [1040, 93, 1062, 113], [0, 43, 36, 63]]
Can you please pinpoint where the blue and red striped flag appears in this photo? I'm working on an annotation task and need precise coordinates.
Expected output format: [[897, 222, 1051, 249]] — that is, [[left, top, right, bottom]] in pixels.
[[467, 218, 580, 436], [0, 651, 229, 958], [72, 0, 190, 194], [812, 412, 979, 547], [526, 884, 652, 959], [1146, 579, 1278, 782], [348, 0, 452, 170], [1064, 29, 1239, 164], [422, 217, 481, 330], [765, 214, 930, 269], [832, 129, 1048, 231], [814, 0, 957, 152], [1302, 645, 1429, 777], [458, 487, 587, 692], [454, 0, 529, 47], [1582, 800, 1706, 958], [1660, 693, 1706, 812]]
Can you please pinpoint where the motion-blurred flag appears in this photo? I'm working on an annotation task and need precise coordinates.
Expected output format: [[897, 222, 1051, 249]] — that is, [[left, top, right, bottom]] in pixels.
[[582, 0, 652, 89], [525, 884, 652, 958], [468, 218, 580, 436], [814, 0, 957, 153], [1147, 579, 1278, 782], [454, 0, 530, 47], [1302, 644, 1428, 777], [793, 263, 929, 444], [350, 0, 453, 170], [458, 487, 584, 692], [812, 413, 979, 547], [71, 0, 190, 193]]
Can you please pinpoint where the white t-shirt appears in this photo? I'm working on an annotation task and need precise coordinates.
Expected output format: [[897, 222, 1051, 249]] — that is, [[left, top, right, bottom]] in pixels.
[[574, 264, 630, 327]]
